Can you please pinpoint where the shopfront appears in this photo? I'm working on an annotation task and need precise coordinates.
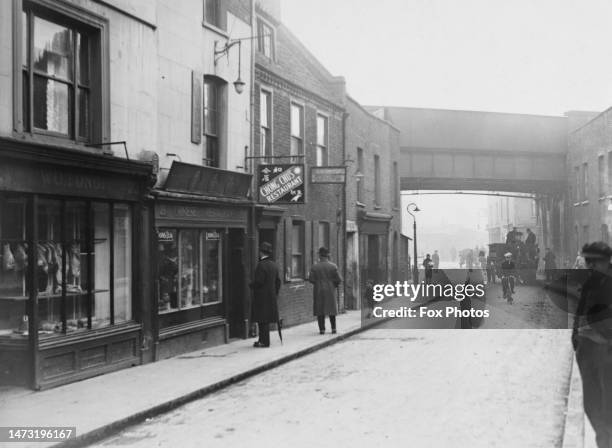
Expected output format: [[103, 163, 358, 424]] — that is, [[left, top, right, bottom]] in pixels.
[[357, 210, 392, 286], [152, 162, 252, 359], [0, 138, 153, 389]]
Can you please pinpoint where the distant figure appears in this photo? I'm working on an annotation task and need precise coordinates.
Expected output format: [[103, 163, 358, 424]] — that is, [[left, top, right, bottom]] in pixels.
[[526, 228, 536, 246], [572, 242, 612, 448], [466, 249, 474, 270], [309, 247, 342, 334], [364, 279, 374, 318], [450, 247, 457, 262], [486, 255, 496, 284], [432, 250, 440, 269], [506, 226, 519, 245], [544, 248, 557, 281], [478, 250, 487, 283], [574, 251, 587, 269], [423, 254, 434, 284]]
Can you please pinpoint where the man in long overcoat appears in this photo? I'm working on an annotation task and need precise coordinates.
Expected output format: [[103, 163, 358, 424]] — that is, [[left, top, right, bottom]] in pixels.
[[308, 247, 342, 334], [573, 242, 612, 448], [250, 242, 280, 347]]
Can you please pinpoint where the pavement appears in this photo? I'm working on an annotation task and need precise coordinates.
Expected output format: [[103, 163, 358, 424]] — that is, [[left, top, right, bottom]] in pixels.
[[562, 356, 598, 448], [0, 295, 420, 448]]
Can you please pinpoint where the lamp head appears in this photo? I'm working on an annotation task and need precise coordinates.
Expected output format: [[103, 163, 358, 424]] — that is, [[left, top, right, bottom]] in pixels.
[[233, 78, 246, 94]]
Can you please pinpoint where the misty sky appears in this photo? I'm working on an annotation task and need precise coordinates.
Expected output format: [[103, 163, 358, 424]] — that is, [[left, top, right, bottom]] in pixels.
[[280, 0, 610, 245], [282, 0, 612, 116]]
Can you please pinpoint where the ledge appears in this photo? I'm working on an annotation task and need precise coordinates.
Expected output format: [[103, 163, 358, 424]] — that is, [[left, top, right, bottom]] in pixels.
[[159, 318, 226, 341], [39, 322, 142, 350]]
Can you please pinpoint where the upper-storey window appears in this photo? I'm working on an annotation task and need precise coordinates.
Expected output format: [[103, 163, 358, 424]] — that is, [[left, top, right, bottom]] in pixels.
[[19, 1, 106, 143], [260, 89, 272, 157], [204, 0, 224, 30], [290, 103, 303, 157], [316, 114, 328, 166], [257, 18, 275, 59], [203, 76, 225, 168]]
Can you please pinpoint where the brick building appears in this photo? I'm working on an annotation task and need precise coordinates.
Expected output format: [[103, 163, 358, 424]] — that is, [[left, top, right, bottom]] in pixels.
[[344, 98, 404, 309], [567, 107, 612, 261], [252, 1, 347, 327]]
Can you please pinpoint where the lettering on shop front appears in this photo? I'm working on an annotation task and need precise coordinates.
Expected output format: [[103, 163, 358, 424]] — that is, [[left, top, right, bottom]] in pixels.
[[156, 205, 246, 222]]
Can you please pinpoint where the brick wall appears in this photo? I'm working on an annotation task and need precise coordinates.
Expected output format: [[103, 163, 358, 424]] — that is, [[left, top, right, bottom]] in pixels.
[[567, 107, 612, 255]]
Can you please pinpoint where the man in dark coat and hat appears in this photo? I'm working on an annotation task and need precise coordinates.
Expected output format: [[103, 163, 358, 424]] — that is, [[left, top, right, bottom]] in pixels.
[[573, 241, 612, 448], [250, 242, 280, 347], [309, 247, 342, 334]]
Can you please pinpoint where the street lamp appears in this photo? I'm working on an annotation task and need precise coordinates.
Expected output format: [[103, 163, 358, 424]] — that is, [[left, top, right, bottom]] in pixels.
[[406, 203, 421, 283]]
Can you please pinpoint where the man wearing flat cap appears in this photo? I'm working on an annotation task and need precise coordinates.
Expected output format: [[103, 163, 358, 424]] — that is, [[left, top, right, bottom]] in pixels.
[[308, 247, 342, 334], [573, 241, 612, 447], [250, 242, 280, 347]]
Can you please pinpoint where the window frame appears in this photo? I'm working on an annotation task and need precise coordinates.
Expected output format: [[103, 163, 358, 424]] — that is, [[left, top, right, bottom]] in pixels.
[[260, 87, 273, 157], [257, 16, 275, 59], [598, 154, 605, 198], [315, 113, 329, 167], [203, 75, 226, 168], [318, 221, 330, 251], [13, 0, 109, 145], [374, 154, 381, 206], [356, 147, 364, 204], [290, 220, 305, 280], [290, 101, 304, 158]]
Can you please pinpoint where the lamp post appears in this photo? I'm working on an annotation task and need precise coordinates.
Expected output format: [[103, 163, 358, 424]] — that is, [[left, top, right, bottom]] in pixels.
[[406, 203, 420, 283]]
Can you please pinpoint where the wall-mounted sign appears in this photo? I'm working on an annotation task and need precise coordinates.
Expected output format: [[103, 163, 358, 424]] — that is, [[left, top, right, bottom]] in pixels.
[[205, 231, 220, 240], [157, 230, 175, 242], [310, 166, 346, 184], [258, 164, 305, 204]]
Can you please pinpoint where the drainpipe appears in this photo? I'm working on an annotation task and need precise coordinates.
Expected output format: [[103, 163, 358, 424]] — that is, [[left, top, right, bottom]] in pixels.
[[342, 111, 348, 311]]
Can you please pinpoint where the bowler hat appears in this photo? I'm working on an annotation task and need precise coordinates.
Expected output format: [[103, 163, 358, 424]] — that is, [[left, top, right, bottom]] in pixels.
[[318, 247, 330, 257], [260, 242, 273, 255]]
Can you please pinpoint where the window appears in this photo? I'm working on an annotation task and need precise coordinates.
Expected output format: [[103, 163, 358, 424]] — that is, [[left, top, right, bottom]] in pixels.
[[602, 224, 609, 244], [318, 221, 330, 251], [260, 89, 272, 156], [291, 221, 305, 279], [608, 152, 612, 195], [204, 0, 222, 29], [599, 155, 605, 197], [316, 114, 328, 166], [204, 76, 224, 167], [393, 162, 399, 208], [20, 2, 105, 142], [0, 195, 133, 340], [374, 155, 381, 206], [582, 163, 589, 201], [574, 166, 580, 203], [157, 228, 222, 313], [357, 148, 364, 203], [290, 103, 304, 157], [257, 18, 275, 59]]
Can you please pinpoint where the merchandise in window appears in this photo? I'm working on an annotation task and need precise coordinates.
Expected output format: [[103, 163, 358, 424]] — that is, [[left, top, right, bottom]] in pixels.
[[0, 195, 133, 339], [157, 228, 222, 314]]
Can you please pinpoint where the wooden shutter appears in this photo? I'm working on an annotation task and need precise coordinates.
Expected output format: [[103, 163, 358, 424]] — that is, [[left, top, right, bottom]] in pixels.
[[191, 71, 202, 144]]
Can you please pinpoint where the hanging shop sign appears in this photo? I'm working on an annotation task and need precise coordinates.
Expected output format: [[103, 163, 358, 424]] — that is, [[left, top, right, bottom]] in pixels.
[[310, 166, 346, 184], [258, 164, 305, 204]]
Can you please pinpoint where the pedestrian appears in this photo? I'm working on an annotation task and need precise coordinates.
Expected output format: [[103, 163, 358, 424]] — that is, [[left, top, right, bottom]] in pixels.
[[423, 253, 434, 284], [544, 247, 556, 281], [486, 255, 496, 284], [432, 250, 440, 270], [574, 250, 587, 269], [466, 249, 474, 270], [478, 250, 487, 283], [309, 247, 342, 334], [249, 242, 281, 347], [572, 241, 612, 448], [364, 279, 374, 318]]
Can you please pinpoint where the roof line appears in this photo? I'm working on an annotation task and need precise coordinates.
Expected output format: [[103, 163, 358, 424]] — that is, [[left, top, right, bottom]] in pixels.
[[369, 105, 567, 120]]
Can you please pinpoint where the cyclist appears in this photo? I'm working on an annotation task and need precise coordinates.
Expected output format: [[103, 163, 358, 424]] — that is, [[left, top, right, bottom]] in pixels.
[[499, 252, 516, 303]]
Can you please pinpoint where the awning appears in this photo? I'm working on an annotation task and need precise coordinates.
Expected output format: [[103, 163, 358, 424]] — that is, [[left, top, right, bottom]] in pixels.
[[163, 161, 251, 199], [357, 210, 393, 235]]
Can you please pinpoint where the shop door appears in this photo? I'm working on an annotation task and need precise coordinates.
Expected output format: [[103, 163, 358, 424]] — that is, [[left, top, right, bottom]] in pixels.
[[258, 229, 275, 257], [228, 229, 247, 338]]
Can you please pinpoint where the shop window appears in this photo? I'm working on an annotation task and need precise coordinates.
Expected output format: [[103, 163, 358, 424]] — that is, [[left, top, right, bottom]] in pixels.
[[316, 114, 328, 166], [582, 162, 589, 201], [257, 18, 275, 59], [19, 1, 106, 143], [203, 76, 225, 168], [0, 195, 133, 341], [290, 103, 303, 157], [291, 221, 305, 279], [157, 228, 222, 313], [260, 89, 272, 157]]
